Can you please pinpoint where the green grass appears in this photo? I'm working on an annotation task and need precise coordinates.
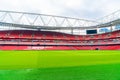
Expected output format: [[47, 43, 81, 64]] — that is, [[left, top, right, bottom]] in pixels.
[[0, 50, 120, 80], [0, 50, 120, 69], [1, 64, 120, 80]]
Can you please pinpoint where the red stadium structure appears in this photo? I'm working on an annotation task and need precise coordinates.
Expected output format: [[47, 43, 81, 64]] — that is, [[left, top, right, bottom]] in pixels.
[[0, 10, 120, 50]]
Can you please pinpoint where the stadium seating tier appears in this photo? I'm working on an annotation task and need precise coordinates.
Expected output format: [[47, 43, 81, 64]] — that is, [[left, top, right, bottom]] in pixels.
[[0, 30, 120, 50]]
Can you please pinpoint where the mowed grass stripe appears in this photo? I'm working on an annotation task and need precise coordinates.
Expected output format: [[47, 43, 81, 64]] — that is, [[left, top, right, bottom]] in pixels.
[[0, 50, 120, 69]]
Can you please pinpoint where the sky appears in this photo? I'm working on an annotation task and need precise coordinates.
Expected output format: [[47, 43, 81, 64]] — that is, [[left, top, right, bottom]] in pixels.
[[0, 0, 120, 20]]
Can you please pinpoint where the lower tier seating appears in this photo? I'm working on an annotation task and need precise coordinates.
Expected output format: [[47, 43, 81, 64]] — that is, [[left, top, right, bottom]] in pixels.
[[0, 45, 120, 50]]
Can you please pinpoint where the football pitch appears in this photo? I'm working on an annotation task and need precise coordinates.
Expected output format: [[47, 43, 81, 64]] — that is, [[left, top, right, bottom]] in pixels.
[[0, 50, 120, 80]]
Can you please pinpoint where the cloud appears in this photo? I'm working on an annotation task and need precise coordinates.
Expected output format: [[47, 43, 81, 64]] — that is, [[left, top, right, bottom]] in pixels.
[[0, 0, 120, 20]]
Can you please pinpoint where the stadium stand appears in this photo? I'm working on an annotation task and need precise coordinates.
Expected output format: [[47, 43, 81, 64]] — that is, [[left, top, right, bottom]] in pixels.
[[0, 30, 120, 50], [0, 10, 120, 50]]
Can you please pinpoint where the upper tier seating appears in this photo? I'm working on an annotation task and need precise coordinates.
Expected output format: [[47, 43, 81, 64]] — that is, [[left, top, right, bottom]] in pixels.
[[0, 30, 120, 40]]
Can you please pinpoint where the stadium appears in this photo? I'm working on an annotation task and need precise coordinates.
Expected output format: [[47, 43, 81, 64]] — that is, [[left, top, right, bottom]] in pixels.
[[1, 10, 120, 80], [0, 10, 120, 50]]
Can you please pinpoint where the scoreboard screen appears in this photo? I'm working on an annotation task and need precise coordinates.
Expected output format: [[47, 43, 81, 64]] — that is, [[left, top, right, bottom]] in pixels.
[[86, 30, 97, 34]]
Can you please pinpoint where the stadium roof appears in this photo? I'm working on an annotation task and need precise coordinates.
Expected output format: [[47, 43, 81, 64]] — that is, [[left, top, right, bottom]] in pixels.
[[0, 10, 120, 30]]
